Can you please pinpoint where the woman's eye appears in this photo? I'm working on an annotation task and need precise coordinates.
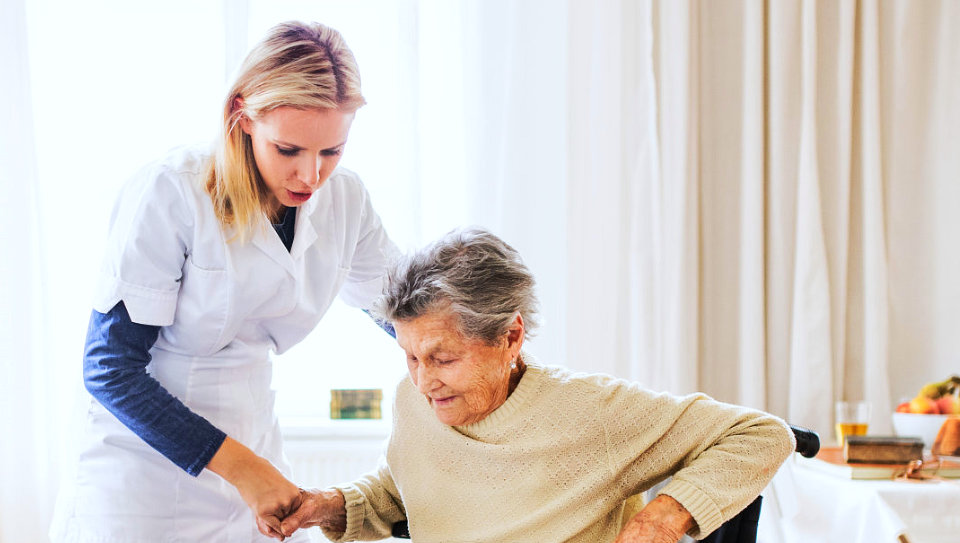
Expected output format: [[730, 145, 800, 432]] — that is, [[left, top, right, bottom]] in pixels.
[[321, 148, 343, 157], [436, 359, 455, 366], [276, 146, 299, 157]]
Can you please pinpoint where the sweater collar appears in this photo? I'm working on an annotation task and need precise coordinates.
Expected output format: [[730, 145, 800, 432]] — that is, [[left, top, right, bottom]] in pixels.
[[454, 356, 544, 439]]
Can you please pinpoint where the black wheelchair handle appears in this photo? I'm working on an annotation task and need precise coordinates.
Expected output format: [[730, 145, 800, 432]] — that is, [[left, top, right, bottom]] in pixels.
[[790, 424, 821, 458]]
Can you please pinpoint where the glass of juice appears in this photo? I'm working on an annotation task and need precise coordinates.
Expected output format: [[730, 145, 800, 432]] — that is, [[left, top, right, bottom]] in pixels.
[[835, 400, 871, 447]]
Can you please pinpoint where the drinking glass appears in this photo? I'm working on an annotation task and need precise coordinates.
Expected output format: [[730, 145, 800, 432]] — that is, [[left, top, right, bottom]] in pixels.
[[835, 400, 871, 447]]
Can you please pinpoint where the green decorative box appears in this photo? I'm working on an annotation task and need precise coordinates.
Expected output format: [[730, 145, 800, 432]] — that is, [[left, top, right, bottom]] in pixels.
[[330, 388, 383, 419]]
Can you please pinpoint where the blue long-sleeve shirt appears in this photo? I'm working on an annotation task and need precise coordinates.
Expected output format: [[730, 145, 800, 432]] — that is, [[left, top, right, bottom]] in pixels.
[[83, 301, 226, 476]]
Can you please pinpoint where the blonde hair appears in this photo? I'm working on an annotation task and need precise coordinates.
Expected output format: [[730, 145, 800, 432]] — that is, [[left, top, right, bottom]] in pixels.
[[205, 21, 366, 240]]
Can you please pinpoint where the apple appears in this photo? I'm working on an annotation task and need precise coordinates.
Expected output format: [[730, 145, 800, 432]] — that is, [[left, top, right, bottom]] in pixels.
[[895, 401, 911, 413], [909, 395, 940, 414], [935, 394, 960, 415]]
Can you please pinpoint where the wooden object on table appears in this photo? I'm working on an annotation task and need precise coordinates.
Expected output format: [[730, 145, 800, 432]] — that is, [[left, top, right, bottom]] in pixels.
[[843, 435, 923, 464], [807, 447, 960, 480]]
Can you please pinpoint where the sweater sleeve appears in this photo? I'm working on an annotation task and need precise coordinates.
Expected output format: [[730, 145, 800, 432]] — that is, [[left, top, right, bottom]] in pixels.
[[321, 461, 407, 542], [597, 382, 794, 539], [83, 301, 227, 476]]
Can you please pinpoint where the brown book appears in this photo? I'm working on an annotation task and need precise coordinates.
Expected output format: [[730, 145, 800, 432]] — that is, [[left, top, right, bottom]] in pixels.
[[844, 435, 923, 464]]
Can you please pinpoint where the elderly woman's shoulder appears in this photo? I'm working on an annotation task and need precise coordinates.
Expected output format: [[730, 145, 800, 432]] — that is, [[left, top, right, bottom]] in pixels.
[[527, 359, 645, 395]]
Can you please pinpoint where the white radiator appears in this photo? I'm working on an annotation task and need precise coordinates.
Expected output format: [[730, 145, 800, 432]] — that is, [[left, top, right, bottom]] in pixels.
[[280, 420, 403, 542]]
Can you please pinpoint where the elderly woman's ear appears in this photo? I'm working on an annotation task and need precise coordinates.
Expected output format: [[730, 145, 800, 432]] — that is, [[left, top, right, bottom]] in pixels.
[[504, 312, 525, 357]]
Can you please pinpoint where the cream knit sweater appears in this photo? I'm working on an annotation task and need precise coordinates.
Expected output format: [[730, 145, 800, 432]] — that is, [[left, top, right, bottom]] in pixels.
[[323, 361, 794, 542]]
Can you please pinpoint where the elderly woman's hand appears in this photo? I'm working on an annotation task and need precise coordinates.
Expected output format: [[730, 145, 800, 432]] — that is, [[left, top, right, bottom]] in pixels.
[[614, 495, 695, 543], [279, 488, 347, 538]]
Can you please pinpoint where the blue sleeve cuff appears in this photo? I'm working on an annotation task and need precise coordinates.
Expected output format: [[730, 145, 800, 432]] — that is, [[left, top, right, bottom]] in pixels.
[[363, 309, 396, 338], [83, 301, 227, 476]]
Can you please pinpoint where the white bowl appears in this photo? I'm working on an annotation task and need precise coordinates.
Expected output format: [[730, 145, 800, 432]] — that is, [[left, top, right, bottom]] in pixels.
[[891, 412, 957, 449]]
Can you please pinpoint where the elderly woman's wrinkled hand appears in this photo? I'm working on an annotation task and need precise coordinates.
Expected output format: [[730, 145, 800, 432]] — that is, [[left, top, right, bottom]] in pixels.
[[279, 488, 348, 538], [613, 495, 694, 543]]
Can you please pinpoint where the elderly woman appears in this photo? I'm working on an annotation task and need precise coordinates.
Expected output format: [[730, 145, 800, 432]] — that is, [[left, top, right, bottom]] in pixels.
[[280, 228, 795, 542]]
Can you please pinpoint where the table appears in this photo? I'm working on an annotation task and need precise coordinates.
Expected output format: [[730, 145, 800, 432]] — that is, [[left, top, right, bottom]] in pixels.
[[758, 455, 960, 543]]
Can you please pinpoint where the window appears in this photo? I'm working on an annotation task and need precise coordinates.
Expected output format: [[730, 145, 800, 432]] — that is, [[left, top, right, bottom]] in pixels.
[[26, 0, 565, 427], [271, 299, 407, 422]]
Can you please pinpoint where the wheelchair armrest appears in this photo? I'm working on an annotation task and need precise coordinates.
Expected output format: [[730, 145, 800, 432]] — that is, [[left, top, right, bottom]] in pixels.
[[392, 521, 411, 539], [789, 424, 820, 458]]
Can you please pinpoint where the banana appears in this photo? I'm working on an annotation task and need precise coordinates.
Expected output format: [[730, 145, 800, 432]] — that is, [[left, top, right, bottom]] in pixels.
[[919, 375, 960, 399]]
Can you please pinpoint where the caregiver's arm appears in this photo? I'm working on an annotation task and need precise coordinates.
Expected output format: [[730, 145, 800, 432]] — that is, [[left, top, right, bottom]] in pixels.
[[84, 301, 300, 539], [207, 437, 303, 539], [83, 301, 225, 475], [363, 309, 396, 338]]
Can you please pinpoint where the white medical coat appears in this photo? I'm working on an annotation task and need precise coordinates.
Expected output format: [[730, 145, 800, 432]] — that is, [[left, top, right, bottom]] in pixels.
[[50, 145, 398, 542]]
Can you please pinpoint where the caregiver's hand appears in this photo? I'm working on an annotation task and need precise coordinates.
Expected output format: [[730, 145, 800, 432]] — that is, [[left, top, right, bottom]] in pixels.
[[280, 488, 347, 538], [613, 494, 695, 543], [208, 437, 302, 540]]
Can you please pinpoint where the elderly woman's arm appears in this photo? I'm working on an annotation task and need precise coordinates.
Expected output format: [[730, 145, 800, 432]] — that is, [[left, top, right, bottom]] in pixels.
[[281, 460, 406, 542], [598, 380, 795, 540], [614, 495, 693, 543]]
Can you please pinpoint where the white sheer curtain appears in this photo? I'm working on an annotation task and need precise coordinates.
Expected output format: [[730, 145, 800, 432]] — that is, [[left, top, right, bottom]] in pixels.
[[0, 0, 56, 540], [3, 2, 226, 541]]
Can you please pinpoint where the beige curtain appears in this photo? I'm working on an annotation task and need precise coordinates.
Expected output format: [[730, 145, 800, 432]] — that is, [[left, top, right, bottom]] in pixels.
[[567, 0, 960, 440]]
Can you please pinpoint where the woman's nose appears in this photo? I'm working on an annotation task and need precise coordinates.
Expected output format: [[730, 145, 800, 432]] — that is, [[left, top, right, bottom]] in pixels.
[[296, 155, 321, 187], [416, 364, 438, 392]]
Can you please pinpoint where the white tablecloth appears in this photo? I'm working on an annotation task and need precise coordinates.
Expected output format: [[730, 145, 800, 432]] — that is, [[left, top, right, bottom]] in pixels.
[[759, 455, 960, 543]]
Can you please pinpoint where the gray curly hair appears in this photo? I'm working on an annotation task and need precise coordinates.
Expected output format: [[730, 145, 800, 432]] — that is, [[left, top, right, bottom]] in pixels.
[[373, 227, 540, 344]]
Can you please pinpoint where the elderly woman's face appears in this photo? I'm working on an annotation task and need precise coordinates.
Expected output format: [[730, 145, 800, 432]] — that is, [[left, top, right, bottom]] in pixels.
[[394, 311, 521, 426]]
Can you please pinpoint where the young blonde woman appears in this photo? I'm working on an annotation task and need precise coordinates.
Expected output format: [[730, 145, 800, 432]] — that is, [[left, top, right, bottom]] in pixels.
[[50, 22, 397, 542]]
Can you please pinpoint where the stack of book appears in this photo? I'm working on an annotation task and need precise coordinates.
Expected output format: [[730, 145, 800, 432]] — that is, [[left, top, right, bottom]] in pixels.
[[804, 447, 960, 480]]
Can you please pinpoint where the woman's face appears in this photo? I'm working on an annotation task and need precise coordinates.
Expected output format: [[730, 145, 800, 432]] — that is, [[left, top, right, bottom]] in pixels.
[[394, 310, 522, 426], [240, 105, 355, 214]]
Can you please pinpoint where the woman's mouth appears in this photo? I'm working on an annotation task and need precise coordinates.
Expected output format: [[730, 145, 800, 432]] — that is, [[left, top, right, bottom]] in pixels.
[[431, 395, 456, 406], [286, 189, 312, 203]]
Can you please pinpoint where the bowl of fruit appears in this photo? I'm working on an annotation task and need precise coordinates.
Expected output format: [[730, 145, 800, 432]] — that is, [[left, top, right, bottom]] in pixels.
[[893, 375, 960, 449]]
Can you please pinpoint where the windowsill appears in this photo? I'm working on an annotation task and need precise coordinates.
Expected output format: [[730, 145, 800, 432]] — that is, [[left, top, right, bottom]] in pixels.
[[279, 417, 392, 440]]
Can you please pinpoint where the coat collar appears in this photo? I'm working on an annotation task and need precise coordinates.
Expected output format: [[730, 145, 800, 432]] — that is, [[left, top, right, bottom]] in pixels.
[[249, 184, 328, 275]]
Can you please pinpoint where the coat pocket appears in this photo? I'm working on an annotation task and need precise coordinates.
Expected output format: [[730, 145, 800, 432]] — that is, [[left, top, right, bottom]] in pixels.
[[164, 259, 228, 355]]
